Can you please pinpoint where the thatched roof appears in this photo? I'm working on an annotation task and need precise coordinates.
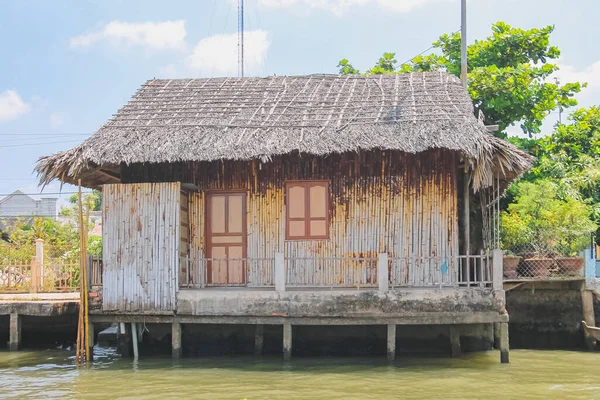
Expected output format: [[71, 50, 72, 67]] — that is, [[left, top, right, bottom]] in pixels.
[[37, 72, 533, 190]]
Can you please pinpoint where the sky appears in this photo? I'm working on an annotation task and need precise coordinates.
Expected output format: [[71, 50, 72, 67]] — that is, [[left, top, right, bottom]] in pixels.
[[1, 0, 599, 207]]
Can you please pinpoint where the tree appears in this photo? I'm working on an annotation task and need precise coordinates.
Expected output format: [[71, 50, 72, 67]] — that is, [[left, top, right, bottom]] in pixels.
[[68, 189, 102, 212], [501, 180, 596, 256], [541, 106, 600, 159], [339, 22, 585, 137], [337, 59, 359, 75]]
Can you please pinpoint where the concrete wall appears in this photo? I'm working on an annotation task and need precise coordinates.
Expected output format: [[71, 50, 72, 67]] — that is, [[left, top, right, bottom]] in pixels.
[[38, 198, 57, 217], [177, 288, 506, 322], [0, 192, 57, 217], [506, 284, 584, 349]]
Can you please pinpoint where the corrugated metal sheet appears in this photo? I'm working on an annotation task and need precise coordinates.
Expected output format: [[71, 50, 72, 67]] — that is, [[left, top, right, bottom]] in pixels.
[[102, 182, 180, 312], [124, 149, 459, 287]]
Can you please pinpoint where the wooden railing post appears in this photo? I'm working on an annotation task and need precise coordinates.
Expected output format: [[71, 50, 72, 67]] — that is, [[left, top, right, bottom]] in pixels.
[[275, 253, 285, 293], [492, 249, 503, 291], [30, 256, 40, 293], [35, 239, 44, 289], [378, 253, 389, 292], [87, 254, 93, 288]]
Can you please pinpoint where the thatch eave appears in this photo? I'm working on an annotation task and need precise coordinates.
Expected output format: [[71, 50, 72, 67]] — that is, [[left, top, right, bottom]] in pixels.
[[35, 72, 534, 190]]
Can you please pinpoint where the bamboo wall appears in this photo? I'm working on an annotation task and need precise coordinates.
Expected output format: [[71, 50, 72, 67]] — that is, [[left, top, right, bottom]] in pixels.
[[102, 182, 180, 312], [122, 149, 459, 285]]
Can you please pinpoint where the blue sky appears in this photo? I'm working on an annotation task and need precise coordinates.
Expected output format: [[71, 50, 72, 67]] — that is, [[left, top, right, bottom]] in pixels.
[[1, 0, 599, 206]]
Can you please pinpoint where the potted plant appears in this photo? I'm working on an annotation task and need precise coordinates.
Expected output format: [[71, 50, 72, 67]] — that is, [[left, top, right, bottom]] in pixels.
[[502, 250, 520, 279], [549, 198, 595, 276], [501, 180, 597, 279]]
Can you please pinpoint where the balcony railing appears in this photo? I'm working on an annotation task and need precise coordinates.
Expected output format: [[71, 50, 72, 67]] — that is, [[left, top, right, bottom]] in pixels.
[[286, 257, 378, 289], [390, 254, 492, 288], [181, 252, 498, 290], [180, 258, 275, 288], [0, 258, 80, 293]]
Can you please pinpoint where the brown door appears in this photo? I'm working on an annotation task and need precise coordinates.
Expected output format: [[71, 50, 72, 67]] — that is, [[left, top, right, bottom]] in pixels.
[[206, 192, 247, 285]]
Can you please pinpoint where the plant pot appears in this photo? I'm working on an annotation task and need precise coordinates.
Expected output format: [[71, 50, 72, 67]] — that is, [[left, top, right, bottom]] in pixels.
[[503, 256, 521, 279], [522, 258, 554, 278], [556, 257, 584, 277]]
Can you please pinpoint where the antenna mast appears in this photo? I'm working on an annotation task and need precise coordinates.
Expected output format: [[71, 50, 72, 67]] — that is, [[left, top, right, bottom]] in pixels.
[[238, 0, 244, 77], [460, 0, 467, 88]]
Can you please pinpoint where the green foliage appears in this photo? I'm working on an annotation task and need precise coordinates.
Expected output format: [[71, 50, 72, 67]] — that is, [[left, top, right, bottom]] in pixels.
[[2, 189, 103, 262], [501, 180, 596, 256], [337, 59, 359, 75], [68, 190, 102, 211], [517, 107, 600, 243], [365, 52, 397, 75], [338, 22, 584, 137], [541, 106, 600, 159], [87, 235, 102, 258]]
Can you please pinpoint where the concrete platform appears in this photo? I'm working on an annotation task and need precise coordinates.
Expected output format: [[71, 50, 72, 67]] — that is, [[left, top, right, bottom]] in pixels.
[[0, 293, 79, 316]]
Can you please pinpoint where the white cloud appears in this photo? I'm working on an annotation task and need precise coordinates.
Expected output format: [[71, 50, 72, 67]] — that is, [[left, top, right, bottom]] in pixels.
[[70, 20, 187, 51], [159, 63, 179, 78], [554, 60, 600, 97], [0, 90, 30, 122], [258, 0, 450, 15], [49, 112, 64, 129], [188, 30, 270, 76]]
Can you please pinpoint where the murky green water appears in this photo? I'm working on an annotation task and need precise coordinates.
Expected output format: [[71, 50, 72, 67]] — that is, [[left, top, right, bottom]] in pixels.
[[0, 347, 599, 399]]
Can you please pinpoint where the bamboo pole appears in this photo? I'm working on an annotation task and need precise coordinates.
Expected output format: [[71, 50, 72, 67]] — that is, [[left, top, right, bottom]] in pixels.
[[75, 179, 91, 364], [83, 196, 90, 361], [76, 181, 84, 364]]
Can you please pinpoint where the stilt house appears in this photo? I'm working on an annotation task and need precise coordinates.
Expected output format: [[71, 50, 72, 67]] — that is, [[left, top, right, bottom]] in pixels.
[[37, 72, 532, 361]]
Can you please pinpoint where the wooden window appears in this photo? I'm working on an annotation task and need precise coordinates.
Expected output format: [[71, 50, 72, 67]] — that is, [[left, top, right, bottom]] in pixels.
[[286, 181, 330, 240]]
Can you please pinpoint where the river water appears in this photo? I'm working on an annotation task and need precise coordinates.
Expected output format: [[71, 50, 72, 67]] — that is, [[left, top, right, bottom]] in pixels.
[[0, 347, 599, 399]]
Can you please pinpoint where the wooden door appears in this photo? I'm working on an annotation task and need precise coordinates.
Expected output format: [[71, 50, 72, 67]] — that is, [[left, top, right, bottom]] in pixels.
[[206, 192, 247, 285]]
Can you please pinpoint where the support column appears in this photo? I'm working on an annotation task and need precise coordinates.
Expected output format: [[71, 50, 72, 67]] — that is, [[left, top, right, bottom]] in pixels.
[[9, 312, 21, 351], [117, 322, 131, 357], [254, 324, 264, 356], [387, 323, 396, 361], [87, 321, 95, 360], [499, 322, 509, 363], [131, 322, 139, 359], [450, 325, 461, 358], [172, 321, 182, 358], [283, 322, 292, 361], [493, 322, 501, 349], [582, 290, 596, 350]]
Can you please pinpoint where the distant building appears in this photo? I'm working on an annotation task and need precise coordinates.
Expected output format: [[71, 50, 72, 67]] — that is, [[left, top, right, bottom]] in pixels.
[[0, 190, 58, 218]]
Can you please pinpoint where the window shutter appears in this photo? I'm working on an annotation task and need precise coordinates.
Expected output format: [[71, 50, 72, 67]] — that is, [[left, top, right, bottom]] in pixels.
[[309, 183, 327, 237], [286, 181, 329, 240], [287, 184, 306, 238]]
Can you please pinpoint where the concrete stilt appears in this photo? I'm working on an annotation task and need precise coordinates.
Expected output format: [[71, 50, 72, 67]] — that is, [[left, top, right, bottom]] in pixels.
[[9, 312, 21, 351], [131, 323, 139, 359], [172, 321, 182, 358], [254, 324, 264, 356], [87, 321, 95, 360], [582, 290, 596, 350], [493, 323, 501, 349], [387, 323, 396, 361], [449, 325, 461, 358], [117, 322, 131, 357], [499, 322, 509, 363], [283, 322, 292, 361]]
